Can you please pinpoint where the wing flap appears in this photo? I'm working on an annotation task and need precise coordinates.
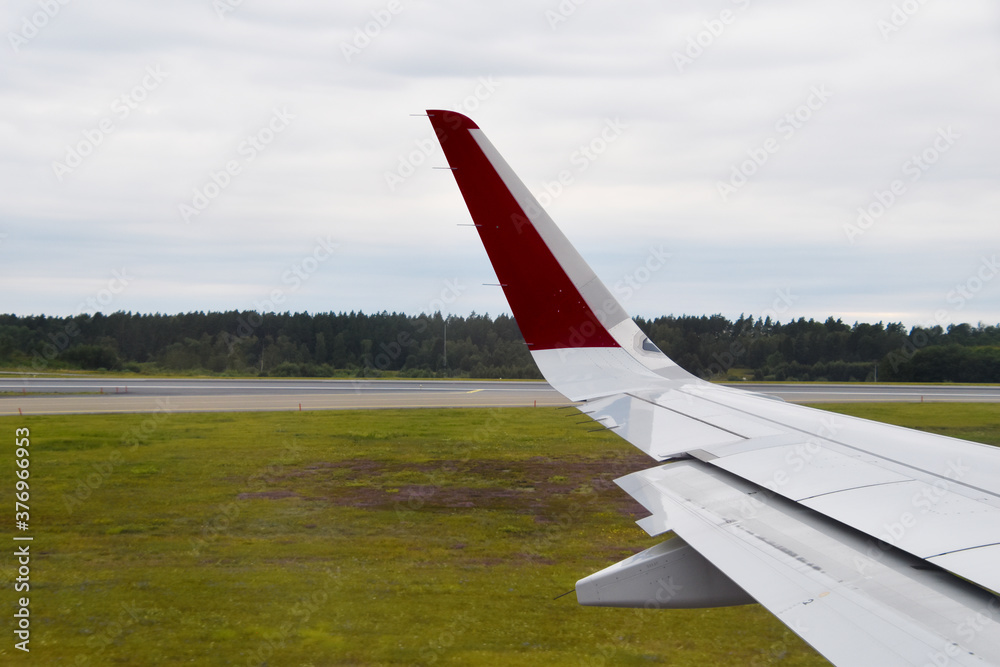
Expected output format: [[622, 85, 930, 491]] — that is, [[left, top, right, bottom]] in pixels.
[[617, 460, 1000, 666], [612, 382, 1000, 594], [709, 442, 912, 500], [801, 482, 1000, 559]]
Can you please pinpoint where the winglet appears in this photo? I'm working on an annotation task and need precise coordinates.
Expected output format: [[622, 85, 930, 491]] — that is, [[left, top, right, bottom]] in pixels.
[[428, 110, 690, 398], [427, 109, 621, 350]]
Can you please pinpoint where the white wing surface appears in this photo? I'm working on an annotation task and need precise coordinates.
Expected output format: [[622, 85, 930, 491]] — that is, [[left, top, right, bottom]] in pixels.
[[426, 110, 1000, 666]]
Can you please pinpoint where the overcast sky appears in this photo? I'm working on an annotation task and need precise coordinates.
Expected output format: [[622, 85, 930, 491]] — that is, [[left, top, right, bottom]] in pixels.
[[2, 0, 998, 329]]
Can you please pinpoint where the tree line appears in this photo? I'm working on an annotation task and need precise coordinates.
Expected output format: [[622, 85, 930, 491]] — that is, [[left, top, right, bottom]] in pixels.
[[1, 310, 998, 382]]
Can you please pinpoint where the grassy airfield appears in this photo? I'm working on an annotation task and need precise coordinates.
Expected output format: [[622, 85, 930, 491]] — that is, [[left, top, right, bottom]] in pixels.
[[2, 404, 998, 665]]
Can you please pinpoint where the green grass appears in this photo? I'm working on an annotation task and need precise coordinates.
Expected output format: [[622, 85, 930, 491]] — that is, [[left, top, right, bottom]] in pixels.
[[808, 402, 1000, 447], [2, 404, 997, 664]]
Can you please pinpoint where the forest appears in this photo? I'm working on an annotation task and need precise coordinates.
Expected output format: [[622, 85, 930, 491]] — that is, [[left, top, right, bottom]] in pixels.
[[1, 310, 999, 383]]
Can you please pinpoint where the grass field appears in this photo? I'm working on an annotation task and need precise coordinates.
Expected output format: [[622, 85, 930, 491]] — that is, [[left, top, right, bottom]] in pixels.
[[1, 403, 997, 665]]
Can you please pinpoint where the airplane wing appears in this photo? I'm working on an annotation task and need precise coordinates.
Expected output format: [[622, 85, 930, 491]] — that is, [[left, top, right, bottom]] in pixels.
[[426, 109, 1000, 666]]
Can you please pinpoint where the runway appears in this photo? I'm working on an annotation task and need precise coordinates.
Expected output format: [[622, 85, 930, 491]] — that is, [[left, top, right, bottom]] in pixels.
[[0, 378, 567, 416], [1, 376, 998, 416]]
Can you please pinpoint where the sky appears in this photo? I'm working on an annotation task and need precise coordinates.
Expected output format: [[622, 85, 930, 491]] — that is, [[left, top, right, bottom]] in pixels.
[[2, 0, 998, 329]]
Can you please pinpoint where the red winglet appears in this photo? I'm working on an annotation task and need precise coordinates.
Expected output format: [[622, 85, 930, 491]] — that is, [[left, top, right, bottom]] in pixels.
[[427, 110, 619, 350]]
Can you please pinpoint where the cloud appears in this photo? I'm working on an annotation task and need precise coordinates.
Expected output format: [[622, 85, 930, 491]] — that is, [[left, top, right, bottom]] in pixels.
[[1, 0, 997, 329]]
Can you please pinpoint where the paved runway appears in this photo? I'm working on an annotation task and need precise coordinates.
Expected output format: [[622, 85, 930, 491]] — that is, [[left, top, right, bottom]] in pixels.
[[0, 378, 567, 415], [1, 376, 998, 416]]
